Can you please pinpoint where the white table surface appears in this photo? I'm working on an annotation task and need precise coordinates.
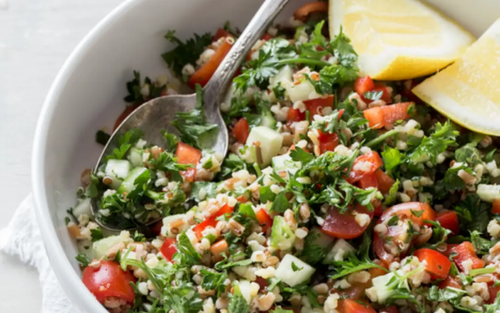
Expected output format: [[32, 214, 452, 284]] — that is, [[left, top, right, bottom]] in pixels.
[[0, 0, 499, 312], [0, 0, 121, 311]]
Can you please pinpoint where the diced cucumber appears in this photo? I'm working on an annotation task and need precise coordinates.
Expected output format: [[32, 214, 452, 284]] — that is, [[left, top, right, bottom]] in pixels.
[[160, 214, 189, 238], [269, 65, 293, 88], [275, 254, 315, 287], [117, 167, 148, 194], [235, 280, 252, 304], [371, 270, 409, 304], [73, 198, 92, 218], [285, 80, 315, 102], [477, 184, 500, 202], [272, 154, 301, 175], [105, 159, 132, 180], [308, 227, 335, 249], [246, 126, 283, 167], [260, 113, 277, 129], [323, 239, 356, 264], [92, 232, 132, 259], [128, 148, 143, 167], [270, 216, 296, 251]]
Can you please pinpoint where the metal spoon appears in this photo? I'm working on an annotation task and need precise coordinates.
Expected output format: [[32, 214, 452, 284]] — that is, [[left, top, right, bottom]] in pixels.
[[91, 0, 291, 231]]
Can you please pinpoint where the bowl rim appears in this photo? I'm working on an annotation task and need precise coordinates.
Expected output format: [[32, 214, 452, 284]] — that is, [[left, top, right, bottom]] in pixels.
[[32, 0, 140, 311]]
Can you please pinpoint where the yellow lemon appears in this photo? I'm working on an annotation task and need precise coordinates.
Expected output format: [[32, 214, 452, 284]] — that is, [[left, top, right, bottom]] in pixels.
[[413, 19, 500, 136], [329, 0, 475, 80]]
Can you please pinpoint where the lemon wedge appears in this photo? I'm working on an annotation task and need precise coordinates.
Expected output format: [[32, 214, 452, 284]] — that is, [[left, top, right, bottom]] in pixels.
[[329, 0, 475, 80], [412, 19, 500, 136]]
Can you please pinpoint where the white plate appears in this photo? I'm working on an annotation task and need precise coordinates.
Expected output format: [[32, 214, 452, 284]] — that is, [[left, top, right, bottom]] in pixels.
[[32, 0, 500, 312]]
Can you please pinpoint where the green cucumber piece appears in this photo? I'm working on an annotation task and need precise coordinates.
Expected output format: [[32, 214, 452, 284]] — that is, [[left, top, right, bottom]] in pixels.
[[275, 254, 315, 287], [105, 159, 131, 180], [117, 167, 148, 193], [246, 126, 283, 166], [270, 215, 296, 251]]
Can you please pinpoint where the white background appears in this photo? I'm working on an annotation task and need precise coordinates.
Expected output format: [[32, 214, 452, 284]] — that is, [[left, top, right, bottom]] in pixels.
[[0, 0, 121, 311], [0, 0, 499, 312]]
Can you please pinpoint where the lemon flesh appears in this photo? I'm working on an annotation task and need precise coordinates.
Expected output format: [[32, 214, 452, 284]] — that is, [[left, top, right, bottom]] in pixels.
[[413, 19, 500, 136], [329, 0, 475, 80]]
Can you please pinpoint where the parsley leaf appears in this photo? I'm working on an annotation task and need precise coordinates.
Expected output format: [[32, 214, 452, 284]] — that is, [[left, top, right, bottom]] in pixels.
[[162, 130, 179, 154], [105, 129, 145, 161], [228, 292, 250, 313], [331, 253, 387, 279], [408, 120, 459, 165], [292, 262, 303, 272], [90, 227, 104, 242], [162, 30, 213, 77], [173, 232, 201, 265], [270, 191, 290, 213], [75, 253, 91, 268], [200, 269, 227, 296]]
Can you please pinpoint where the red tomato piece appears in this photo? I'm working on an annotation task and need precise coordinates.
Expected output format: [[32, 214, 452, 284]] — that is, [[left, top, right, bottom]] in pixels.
[[293, 1, 329, 22], [442, 244, 459, 257], [374, 205, 384, 217], [318, 130, 339, 154], [488, 284, 500, 304], [348, 151, 383, 184], [380, 202, 436, 227], [372, 84, 393, 103], [180, 167, 196, 183], [233, 118, 250, 143], [374, 169, 395, 194], [438, 276, 462, 290], [287, 108, 306, 122], [413, 248, 452, 279], [261, 33, 273, 41], [338, 299, 377, 313], [176, 142, 202, 165], [380, 306, 399, 313], [363, 102, 413, 129], [321, 205, 374, 239], [358, 172, 378, 189], [255, 276, 269, 290], [160, 238, 178, 261], [451, 242, 485, 272], [189, 38, 233, 89], [304, 95, 334, 116], [354, 76, 375, 97], [151, 220, 163, 236], [256, 209, 273, 233], [193, 204, 234, 238], [213, 28, 231, 41], [373, 230, 394, 265], [82, 260, 136, 305], [493, 199, 500, 214], [114, 105, 139, 130], [436, 211, 460, 235]]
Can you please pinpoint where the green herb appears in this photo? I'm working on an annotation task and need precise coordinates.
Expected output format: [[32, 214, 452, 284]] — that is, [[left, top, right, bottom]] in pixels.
[[215, 258, 253, 271], [105, 129, 145, 161], [384, 179, 399, 205], [189, 182, 218, 202], [408, 120, 459, 165], [238, 202, 258, 221], [470, 267, 496, 276], [228, 292, 250, 313], [95, 130, 111, 145], [273, 82, 286, 100], [162, 130, 179, 154], [363, 90, 383, 101], [387, 215, 399, 226], [75, 253, 91, 268], [292, 262, 303, 272], [381, 146, 402, 174], [174, 232, 201, 265], [90, 227, 104, 242], [270, 191, 290, 213], [218, 153, 248, 180], [162, 30, 213, 77], [200, 269, 227, 296], [331, 253, 388, 279], [133, 231, 146, 242], [124, 71, 166, 104], [270, 308, 295, 313]]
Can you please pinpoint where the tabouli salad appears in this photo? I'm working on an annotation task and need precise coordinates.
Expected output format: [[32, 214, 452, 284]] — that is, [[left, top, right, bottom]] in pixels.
[[68, 2, 500, 313]]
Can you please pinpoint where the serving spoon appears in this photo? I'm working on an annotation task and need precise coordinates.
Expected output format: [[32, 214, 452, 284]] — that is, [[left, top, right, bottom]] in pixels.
[[91, 0, 291, 231]]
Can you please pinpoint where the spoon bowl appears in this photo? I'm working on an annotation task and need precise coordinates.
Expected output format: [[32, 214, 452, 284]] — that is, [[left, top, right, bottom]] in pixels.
[[91, 0, 291, 231]]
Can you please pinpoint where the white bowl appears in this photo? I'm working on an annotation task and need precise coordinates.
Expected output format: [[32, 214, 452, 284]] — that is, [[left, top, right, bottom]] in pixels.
[[32, 0, 500, 312]]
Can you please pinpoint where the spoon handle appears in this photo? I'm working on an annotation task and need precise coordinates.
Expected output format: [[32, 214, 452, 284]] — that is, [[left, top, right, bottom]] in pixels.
[[203, 0, 290, 103]]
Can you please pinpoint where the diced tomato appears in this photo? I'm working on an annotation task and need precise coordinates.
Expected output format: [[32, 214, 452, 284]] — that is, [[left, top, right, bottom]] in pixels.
[[363, 102, 413, 129], [372, 84, 393, 104], [374, 205, 383, 217], [413, 248, 451, 279], [380, 202, 436, 227], [318, 130, 339, 154], [492, 199, 500, 214], [180, 167, 196, 183], [347, 151, 383, 184], [114, 105, 139, 130], [337, 260, 387, 300], [321, 205, 374, 239], [288, 144, 310, 153], [338, 299, 377, 313], [193, 204, 234, 238], [189, 38, 233, 89], [256, 209, 273, 233], [438, 276, 462, 290], [82, 260, 136, 304], [380, 306, 399, 313], [304, 95, 334, 116], [255, 276, 269, 290], [442, 244, 459, 257], [233, 118, 250, 143], [487, 284, 500, 304], [374, 169, 395, 194], [160, 238, 178, 261], [436, 211, 460, 235], [293, 1, 329, 22], [287, 108, 306, 122], [236, 195, 249, 203], [373, 231, 394, 265], [213, 28, 231, 41], [451, 242, 485, 272], [354, 76, 375, 96], [176, 142, 202, 165], [210, 239, 229, 261], [358, 172, 378, 189], [151, 220, 163, 236], [261, 33, 274, 41]]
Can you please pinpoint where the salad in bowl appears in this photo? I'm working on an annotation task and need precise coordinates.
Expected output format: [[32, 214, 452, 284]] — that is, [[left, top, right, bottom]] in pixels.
[[65, 1, 500, 313]]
